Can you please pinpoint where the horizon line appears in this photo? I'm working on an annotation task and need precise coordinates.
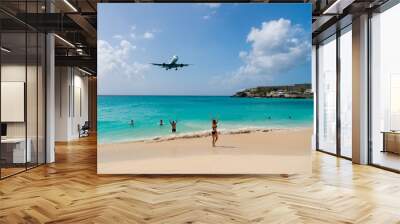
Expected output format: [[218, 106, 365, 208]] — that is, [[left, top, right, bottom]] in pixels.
[[98, 94, 232, 97]]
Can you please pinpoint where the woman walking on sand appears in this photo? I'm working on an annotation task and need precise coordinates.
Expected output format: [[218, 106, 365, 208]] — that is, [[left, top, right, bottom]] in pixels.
[[211, 119, 218, 147]]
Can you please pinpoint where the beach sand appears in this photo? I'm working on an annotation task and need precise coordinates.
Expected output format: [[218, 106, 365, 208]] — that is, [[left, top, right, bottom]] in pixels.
[[98, 128, 312, 174]]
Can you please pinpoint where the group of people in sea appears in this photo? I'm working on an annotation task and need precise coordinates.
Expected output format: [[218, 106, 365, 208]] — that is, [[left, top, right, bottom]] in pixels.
[[128, 115, 294, 147], [130, 119, 178, 130], [129, 118, 219, 147]]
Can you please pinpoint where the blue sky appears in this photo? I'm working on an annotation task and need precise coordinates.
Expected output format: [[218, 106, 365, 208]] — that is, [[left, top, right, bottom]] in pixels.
[[98, 3, 311, 95]]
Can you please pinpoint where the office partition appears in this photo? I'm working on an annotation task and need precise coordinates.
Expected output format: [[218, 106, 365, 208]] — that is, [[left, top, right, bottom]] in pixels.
[[0, 1, 47, 179], [317, 35, 337, 155], [370, 3, 400, 171]]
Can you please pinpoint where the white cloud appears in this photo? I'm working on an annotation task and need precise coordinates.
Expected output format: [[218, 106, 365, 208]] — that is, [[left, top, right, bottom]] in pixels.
[[98, 39, 150, 80], [113, 34, 123, 39], [143, 32, 154, 39], [202, 3, 221, 8], [200, 3, 219, 20], [202, 10, 217, 20], [116, 24, 157, 40], [231, 18, 310, 83], [129, 25, 137, 39]]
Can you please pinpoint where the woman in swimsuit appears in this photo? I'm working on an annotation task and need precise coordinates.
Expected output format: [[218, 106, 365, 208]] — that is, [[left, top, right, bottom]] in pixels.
[[211, 119, 218, 147]]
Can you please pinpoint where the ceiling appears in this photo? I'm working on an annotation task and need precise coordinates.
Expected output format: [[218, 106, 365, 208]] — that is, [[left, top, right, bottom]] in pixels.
[[0, 0, 392, 75]]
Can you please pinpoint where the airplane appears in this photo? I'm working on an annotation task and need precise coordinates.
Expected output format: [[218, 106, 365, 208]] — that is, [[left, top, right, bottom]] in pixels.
[[151, 55, 191, 70]]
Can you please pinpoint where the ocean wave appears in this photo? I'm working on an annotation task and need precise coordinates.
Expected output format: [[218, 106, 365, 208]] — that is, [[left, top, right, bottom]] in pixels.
[[129, 126, 308, 143], [99, 124, 312, 144]]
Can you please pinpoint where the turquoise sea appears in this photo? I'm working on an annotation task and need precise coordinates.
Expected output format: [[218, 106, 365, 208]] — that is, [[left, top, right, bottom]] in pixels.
[[98, 96, 313, 144]]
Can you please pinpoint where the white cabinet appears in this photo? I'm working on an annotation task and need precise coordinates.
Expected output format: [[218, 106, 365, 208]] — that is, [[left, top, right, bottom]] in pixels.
[[1, 138, 32, 163]]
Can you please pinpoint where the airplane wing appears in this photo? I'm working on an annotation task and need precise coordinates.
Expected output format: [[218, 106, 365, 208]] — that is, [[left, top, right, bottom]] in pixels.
[[151, 63, 191, 70], [177, 64, 190, 67], [151, 63, 165, 67]]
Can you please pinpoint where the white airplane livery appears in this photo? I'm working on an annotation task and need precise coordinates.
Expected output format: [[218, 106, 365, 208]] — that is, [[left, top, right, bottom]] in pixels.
[[151, 55, 190, 70]]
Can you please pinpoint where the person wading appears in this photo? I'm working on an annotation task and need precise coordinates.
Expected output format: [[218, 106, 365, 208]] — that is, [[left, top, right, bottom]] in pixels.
[[169, 120, 178, 133]]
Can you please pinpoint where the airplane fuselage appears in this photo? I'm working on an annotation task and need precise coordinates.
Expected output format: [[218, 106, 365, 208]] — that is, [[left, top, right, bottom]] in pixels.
[[152, 55, 189, 71], [169, 55, 179, 65]]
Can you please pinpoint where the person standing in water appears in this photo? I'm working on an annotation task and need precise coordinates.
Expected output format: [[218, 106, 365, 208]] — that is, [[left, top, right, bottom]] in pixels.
[[169, 120, 177, 133], [130, 120, 134, 127], [211, 119, 218, 147], [159, 119, 163, 126]]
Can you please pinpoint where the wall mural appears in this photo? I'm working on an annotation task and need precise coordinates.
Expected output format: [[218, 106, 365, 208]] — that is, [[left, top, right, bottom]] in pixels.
[[97, 3, 313, 174]]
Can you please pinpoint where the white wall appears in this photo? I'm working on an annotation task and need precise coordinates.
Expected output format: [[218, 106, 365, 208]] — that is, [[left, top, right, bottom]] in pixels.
[[55, 66, 70, 141], [1, 65, 42, 138], [1, 82, 25, 122], [71, 73, 89, 138], [55, 67, 89, 141], [1, 65, 26, 139]]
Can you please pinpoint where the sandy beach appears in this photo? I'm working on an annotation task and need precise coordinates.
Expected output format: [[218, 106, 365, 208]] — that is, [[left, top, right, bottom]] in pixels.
[[98, 128, 312, 174]]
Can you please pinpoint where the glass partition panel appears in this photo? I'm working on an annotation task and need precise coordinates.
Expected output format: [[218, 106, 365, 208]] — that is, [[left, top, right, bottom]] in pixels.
[[317, 35, 337, 154], [0, 1, 46, 179], [1, 31, 27, 177], [339, 27, 352, 158], [371, 3, 400, 171]]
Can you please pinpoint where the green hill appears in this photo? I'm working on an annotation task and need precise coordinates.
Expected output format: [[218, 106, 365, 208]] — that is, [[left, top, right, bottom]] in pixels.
[[232, 84, 313, 98]]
